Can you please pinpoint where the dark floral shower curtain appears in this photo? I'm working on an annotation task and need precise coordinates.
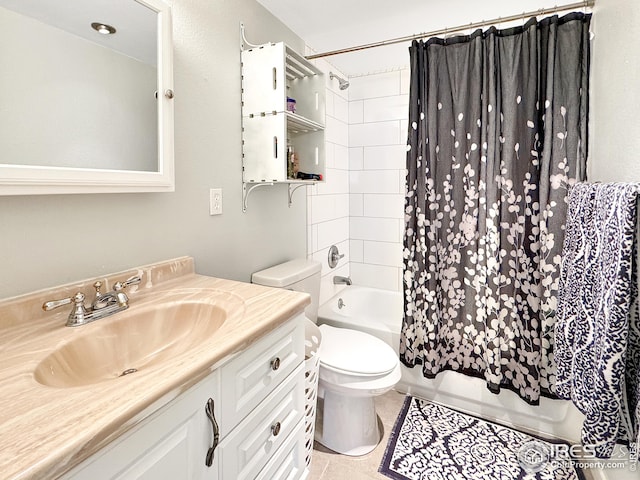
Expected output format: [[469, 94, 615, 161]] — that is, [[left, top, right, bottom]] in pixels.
[[401, 13, 591, 404]]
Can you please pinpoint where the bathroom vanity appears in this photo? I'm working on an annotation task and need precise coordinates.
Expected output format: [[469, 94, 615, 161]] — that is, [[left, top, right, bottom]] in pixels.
[[0, 257, 310, 480]]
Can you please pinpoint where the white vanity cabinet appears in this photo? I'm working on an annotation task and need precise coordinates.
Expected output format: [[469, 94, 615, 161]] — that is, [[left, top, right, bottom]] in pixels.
[[241, 41, 325, 210], [62, 315, 307, 480]]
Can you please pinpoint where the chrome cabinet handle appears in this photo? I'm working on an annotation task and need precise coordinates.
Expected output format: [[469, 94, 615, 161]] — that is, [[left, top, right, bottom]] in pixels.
[[271, 421, 281, 436], [271, 357, 281, 371], [205, 398, 219, 467]]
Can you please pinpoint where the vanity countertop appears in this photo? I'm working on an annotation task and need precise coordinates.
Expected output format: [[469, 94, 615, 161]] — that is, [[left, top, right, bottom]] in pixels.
[[0, 257, 310, 480]]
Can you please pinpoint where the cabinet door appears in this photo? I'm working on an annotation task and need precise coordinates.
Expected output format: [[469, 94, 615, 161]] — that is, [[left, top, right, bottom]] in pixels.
[[243, 114, 287, 182], [112, 408, 213, 480], [62, 372, 220, 480], [241, 43, 286, 115]]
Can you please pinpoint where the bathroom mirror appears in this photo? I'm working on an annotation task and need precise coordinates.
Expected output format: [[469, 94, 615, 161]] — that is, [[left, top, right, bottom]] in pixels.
[[0, 0, 174, 194]]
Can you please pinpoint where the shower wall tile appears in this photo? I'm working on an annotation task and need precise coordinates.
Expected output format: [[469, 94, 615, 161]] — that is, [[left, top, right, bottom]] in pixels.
[[363, 95, 409, 122], [334, 144, 349, 168], [364, 145, 406, 170], [326, 116, 349, 146], [349, 71, 402, 100], [350, 217, 401, 243], [350, 239, 364, 263], [349, 100, 364, 123], [316, 217, 349, 251], [363, 241, 403, 267], [349, 121, 401, 147], [350, 169, 401, 194], [350, 263, 400, 291], [363, 194, 404, 219], [349, 147, 364, 170], [311, 194, 349, 224], [323, 143, 335, 169], [349, 193, 364, 217], [316, 168, 349, 195], [334, 94, 349, 123]]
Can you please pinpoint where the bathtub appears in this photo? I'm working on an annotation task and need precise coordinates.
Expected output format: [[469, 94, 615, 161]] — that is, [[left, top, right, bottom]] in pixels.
[[317, 286, 585, 442]]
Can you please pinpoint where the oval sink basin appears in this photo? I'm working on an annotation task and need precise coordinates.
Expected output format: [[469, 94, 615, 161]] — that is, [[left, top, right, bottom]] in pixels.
[[34, 290, 244, 388]]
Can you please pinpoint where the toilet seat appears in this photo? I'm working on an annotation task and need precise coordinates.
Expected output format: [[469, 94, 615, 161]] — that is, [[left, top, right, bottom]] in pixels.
[[318, 324, 398, 376]]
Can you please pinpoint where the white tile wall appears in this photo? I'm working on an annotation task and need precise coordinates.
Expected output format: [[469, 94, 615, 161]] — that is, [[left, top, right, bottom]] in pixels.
[[348, 71, 402, 101], [308, 65, 410, 301], [363, 95, 409, 122], [347, 69, 409, 293], [364, 145, 406, 170], [350, 217, 402, 243], [350, 170, 401, 194], [349, 121, 401, 147], [307, 62, 351, 294], [363, 194, 404, 219]]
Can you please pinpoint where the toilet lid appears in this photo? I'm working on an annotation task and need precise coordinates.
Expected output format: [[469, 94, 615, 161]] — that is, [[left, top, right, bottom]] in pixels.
[[318, 325, 398, 376]]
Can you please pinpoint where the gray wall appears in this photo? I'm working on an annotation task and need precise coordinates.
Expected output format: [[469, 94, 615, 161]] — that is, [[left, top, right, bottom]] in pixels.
[[0, 0, 307, 299], [589, 0, 640, 182]]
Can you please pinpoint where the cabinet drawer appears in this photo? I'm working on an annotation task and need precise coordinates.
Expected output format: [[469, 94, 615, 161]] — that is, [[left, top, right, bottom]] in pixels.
[[255, 421, 306, 480], [220, 315, 305, 432], [218, 363, 305, 480]]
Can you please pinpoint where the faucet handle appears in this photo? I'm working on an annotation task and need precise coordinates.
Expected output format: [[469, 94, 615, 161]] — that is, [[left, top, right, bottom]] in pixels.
[[43, 296, 72, 312], [43, 292, 89, 326], [328, 245, 344, 268], [42, 292, 85, 312], [93, 281, 103, 298], [113, 275, 142, 291]]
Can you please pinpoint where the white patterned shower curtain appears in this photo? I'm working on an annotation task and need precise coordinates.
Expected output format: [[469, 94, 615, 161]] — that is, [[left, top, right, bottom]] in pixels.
[[401, 13, 591, 404]]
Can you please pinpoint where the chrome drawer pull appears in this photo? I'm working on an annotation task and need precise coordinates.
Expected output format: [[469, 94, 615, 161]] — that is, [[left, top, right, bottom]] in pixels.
[[270, 357, 281, 371], [205, 398, 219, 467], [271, 421, 281, 437]]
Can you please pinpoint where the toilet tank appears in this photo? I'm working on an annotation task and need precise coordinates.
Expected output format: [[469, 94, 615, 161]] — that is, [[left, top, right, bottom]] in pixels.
[[251, 259, 321, 323]]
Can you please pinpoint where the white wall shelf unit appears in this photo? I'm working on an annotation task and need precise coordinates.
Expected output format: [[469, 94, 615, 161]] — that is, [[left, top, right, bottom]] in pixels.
[[240, 26, 325, 212]]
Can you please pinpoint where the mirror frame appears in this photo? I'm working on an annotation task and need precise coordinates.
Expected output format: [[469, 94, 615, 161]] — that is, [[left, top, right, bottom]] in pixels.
[[0, 0, 174, 195]]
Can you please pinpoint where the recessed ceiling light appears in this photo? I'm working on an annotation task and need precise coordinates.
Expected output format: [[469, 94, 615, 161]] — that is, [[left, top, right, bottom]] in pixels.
[[91, 22, 116, 35]]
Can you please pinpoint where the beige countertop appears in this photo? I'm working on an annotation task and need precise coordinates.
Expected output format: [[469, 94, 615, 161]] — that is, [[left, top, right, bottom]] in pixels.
[[0, 257, 310, 480]]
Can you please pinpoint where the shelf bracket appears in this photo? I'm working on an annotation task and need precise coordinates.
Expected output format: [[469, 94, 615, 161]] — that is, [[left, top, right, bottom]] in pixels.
[[242, 182, 274, 212], [288, 182, 314, 207], [240, 22, 272, 50]]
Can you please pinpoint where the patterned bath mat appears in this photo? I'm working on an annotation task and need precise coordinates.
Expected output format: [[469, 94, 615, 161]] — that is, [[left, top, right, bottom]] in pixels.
[[379, 396, 586, 480]]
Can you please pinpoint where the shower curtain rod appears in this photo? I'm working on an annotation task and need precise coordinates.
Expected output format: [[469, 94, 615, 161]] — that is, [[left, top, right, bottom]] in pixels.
[[305, 0, 594, 61]]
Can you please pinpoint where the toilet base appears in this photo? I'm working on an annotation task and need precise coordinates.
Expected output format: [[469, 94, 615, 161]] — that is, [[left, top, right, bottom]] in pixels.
[[314, 390, 381, 456]]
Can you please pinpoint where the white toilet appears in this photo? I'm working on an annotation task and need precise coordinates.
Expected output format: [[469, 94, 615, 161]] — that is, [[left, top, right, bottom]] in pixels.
[[252, 259, 401, 456]]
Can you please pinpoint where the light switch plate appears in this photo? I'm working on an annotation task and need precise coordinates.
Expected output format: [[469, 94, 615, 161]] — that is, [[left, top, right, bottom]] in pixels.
[[209, 188, 222, 215]]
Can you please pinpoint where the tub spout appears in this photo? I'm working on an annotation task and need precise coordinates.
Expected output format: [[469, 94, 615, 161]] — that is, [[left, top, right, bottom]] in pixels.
[[333, 275, 352, 286]]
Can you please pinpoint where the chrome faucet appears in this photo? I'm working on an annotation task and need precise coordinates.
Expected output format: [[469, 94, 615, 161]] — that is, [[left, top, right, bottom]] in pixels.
[[42, 275, 141, 327], [333, 275, 352, 286]]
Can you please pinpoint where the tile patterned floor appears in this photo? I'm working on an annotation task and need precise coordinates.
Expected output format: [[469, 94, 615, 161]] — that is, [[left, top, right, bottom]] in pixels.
[[307, 389, 406, 480]]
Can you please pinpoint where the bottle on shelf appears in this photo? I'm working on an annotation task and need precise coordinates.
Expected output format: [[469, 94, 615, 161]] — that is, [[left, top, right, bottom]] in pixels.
[[295, 171, 322, 181], [287, 145, 299, 179]]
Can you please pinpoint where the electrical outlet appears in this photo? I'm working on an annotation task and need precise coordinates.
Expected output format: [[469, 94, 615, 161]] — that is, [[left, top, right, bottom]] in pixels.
[[209, 188, 222, 215]]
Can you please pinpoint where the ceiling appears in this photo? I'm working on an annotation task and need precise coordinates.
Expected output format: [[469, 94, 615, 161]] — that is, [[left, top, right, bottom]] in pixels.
[[256, 0, 586, 77], [0, 0, 157, 65]]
